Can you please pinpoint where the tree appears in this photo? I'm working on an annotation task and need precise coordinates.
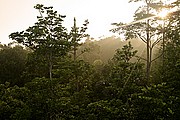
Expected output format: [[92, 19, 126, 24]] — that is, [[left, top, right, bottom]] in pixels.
[[0, 82, 31, 120], [110, 42, 144, 95], [69, 17, 89, 61], [22, 52, 50, 81], [111, 0, 172, 82], [94, 42, 144, 102], [9, 4, 71, 81], [129, 82, 175, 119], [159, 1, 180, 117], [0, 45, 28, 86]]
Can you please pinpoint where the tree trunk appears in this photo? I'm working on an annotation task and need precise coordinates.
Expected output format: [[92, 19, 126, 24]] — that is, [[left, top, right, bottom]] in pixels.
[[162, 21, 165, 74], [49, 51, 52, 81], [146, 1, 150, 82]]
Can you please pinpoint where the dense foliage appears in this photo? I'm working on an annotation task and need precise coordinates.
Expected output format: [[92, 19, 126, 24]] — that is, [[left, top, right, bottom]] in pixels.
[[0, 1, 180, 119]]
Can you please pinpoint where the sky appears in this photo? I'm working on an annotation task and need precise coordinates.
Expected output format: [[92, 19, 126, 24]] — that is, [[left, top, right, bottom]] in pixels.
[[0, 0, 142, 44]]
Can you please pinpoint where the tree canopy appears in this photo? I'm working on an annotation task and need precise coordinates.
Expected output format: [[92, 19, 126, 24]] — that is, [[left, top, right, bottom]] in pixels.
[[1, 1, 180, 119]]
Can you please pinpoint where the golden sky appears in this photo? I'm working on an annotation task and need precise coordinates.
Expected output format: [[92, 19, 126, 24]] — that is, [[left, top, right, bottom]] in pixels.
[[0, 0, 141, 44]]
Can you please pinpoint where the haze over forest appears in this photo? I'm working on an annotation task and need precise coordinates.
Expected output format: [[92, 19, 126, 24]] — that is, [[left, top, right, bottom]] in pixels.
[[0, 0, 180, 119], [0, 0, 141, 44]]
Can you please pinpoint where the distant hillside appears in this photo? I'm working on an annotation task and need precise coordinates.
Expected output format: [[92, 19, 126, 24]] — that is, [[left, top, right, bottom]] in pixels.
[[78, 36, 159, 64]]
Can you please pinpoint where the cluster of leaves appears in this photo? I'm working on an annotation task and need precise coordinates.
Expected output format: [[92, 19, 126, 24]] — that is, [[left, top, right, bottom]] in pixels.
[[0, 45, 28, 86]]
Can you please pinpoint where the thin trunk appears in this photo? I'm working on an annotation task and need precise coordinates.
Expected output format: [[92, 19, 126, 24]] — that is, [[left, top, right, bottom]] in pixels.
[[49, 51, 52, 81], [73, 17, 77, 61], [73, 45, 79, 91], [149, 47, 153, 75], [146, 1, 150, 82], [146, 28, 150, 82], [162, 21, 165, 74], [73, 17, 79, 91]]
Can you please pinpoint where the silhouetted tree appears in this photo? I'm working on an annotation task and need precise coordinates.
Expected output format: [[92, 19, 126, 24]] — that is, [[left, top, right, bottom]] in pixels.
[[10, 4, 70, 81]]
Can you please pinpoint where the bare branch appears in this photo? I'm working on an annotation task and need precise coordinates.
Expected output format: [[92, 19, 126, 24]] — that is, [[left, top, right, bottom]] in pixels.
[[151, 52, 163, 63], [136, 33, 147, 43], [152, 36, 162, 48]]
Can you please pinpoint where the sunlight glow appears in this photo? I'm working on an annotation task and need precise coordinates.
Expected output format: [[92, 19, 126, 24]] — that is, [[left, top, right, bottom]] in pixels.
[[0, 0, 141, 44], [158, 9, 169, 18]]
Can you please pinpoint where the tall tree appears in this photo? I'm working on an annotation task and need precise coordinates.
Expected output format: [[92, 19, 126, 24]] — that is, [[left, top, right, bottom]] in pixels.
[[9, 4, 70, 81], [159, 1, 180, 117], [69, 17, 89, 61], [111, 0, 172, 82]]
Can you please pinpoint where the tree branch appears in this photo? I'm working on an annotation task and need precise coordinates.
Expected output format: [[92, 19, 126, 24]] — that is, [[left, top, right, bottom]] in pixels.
[[136, 33, 147, 43], [152, 36, 162, 48], [151, 52, 163, 63]]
